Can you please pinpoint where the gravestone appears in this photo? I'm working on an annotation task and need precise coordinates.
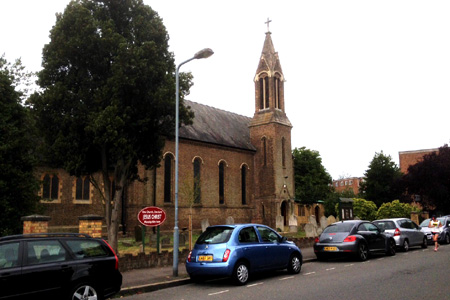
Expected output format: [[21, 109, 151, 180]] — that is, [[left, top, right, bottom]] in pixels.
[[308, 215, 318, 227], [134, 226, 142, 242], [327, 215, 336, 225], [179, 233, 186, 246], [201, 219, 210, 232], [161, 237, 171, 248], [320, 216, 328, 229], [304, 223, 317, 237], [226, 216, 234, 224]]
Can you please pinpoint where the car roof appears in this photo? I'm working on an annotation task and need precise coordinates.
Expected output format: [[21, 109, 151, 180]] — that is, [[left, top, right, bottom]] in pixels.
[[0, 233, 92, 242], [374, 218, 407, 221]]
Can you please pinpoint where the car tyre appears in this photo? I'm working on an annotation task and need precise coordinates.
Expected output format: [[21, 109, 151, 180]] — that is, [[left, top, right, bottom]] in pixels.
[[287, 254, 302, 274], [357, 242, 369, 261], [402, 239, 409, 252], [445, 234, 450, 245], [232, 261, 249, 285], [387, 239, 396, 256], [421, 237, 428, 249], [71, 283, 102, 300]]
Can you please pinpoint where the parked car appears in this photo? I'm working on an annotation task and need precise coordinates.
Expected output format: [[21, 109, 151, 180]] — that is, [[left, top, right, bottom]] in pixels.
[[185, 224, 302, 285], [373, 218, 427, 251], [420, 216, 450, 245], [313, 220, 396, 261], [0, 233, 122, 299]]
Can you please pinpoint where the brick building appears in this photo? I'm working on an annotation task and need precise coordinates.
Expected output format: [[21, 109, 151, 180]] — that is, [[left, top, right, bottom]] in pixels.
[[37, 30, 299, 234], [398, 148, 438, 174], [332, 177, 364, 195]]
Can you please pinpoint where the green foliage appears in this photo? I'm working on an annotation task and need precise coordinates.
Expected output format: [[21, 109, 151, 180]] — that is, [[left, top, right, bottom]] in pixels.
[[376, 200, 414, 219], [360, 151, 403, 207], [401, 145, 450, 214], [28, 0, 194, 250], [352, 198, 377, 221], [293, 147, 332, 205], [0, 56, 41, 236]]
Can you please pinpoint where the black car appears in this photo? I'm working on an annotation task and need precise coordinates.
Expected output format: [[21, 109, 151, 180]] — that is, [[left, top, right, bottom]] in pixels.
[[314, 220, 396, 261], [0, 233, 122, 299]]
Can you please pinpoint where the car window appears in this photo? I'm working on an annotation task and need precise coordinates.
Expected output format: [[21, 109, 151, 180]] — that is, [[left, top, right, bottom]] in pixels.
[[26, 240, 67, 265], [373, 221, 395, 230], [400, 220, 412, 229], [365, 223, 380, 232], [195, 227, 233, 244], [420, 219, 430, 227], [323, 223, 355, 233], [411, 221, 419, 229], [256, 226, 280, 243], [238, 227, 258, 243], [65, 239, 109, 259], [0, 242, 20, 269]]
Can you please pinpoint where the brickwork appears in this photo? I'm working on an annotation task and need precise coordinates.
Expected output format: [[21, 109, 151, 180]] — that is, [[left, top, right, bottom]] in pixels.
[[21, 215, 50, 234], [398, 149, 437, 174], [79, 215, 103, 238]]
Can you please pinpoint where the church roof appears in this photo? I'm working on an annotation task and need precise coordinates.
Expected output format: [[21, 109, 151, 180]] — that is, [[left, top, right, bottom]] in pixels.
[[179, 100, 256, 151]]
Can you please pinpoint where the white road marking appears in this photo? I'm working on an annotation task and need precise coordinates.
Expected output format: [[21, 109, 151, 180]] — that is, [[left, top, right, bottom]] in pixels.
[[248, 282, 264, 287], [326, 267, 335, 271], [304, 272, 316, 275], [344, 264, 354, 267], [208, 290, 229, 296], [279, 276, 294, 281]]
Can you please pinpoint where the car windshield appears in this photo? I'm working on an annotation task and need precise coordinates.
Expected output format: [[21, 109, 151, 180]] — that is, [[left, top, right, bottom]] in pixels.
[[323, 223, 355, 234], [196, 227, 234, 244], [420, 219, 430, 227]]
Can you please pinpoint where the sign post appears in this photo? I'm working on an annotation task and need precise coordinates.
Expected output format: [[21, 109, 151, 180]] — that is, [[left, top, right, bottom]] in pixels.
[[137, 207, 166, 254]]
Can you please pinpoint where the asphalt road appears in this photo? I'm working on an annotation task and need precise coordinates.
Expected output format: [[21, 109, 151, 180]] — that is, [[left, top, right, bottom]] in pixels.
[[120, 244, 449, 300]]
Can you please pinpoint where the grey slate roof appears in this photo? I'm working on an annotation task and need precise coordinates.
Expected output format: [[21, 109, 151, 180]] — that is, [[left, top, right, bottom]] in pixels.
[[179, 100, 256, 151]]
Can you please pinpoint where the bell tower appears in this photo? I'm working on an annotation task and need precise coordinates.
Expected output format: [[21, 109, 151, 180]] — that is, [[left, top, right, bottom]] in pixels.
[[249, 20, 295, 231]]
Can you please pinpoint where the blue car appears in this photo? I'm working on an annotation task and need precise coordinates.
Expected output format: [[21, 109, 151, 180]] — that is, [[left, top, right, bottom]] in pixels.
[[185, 224, 302, 285]]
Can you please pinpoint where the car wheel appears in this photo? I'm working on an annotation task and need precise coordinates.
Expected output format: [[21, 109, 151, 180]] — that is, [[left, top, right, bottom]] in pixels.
[[402, 239, 409, 252], [357, 242, 369, 261], [287, 254, 302, 274], [387, 239, 396, 256], [421, 237, 428, 249], [233, 261, 249, 285], [71, 283, 102, 300], [445, 234, 450, 245]]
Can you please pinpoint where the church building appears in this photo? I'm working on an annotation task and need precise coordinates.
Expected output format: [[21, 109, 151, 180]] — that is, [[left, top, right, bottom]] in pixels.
[[38, 29, 299, 234]]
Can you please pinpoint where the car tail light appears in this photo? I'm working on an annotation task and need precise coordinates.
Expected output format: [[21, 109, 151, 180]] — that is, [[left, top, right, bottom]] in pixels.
[[394, 228, 401, 236], [187, 251, 192, 262], [103, 239, 119, 270], [314, 237, 319, 243], [223, 249, 231, 262], [343, 235, 357, 242]]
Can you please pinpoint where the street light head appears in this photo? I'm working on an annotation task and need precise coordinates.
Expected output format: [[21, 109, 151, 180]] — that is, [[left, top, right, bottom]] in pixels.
[[194, 48, 214, 59]]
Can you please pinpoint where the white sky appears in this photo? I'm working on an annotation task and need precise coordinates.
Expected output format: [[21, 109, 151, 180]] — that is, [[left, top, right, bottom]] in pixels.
[[2, 0, 449, 179]]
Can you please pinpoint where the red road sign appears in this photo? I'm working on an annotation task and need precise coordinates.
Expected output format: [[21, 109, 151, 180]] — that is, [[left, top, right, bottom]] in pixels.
[[137, 206, 166, 227]]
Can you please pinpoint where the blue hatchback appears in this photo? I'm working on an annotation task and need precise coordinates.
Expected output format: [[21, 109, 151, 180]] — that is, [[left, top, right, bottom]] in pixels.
[[185, 223, 302, 285]]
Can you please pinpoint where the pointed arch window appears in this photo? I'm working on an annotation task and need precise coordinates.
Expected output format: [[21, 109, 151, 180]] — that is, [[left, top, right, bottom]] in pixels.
[[75, 176, 90, 201], [259, 75, 269, 109], [42, 173, 59, 201], [241, 165, 248, 205], [164, 154, 174, 203], [274, 75, 281, 109], [261, 137, 267, 166], [193, 158, 202, 204], [219, 161, 225, 204]]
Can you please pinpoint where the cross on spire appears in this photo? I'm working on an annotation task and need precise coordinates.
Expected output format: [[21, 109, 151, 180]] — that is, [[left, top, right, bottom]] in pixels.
[[265, 18, 272, 33]]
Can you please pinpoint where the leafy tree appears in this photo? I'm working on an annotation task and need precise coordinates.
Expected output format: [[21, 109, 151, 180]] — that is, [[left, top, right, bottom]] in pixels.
[[0, 56, 40, 236], [359, 151, 403, 207], [352, 198, 377, 221], [29, 0, 194, 252], [376, 200, 415, 219], [401, 145, 450, 214], [293, 147, 332, 205]]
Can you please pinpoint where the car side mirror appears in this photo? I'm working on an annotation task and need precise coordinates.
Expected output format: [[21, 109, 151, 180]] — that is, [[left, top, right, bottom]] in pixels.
[[281, 236, 287, 243]]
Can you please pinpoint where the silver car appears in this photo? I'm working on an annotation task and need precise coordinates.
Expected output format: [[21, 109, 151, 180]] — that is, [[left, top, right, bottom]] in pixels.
[[373, 218, 427, 251]]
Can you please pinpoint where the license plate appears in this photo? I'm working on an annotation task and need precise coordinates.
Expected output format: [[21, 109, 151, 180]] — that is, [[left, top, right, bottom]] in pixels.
[[427, 235, 432, 239], [198, 255, 213, 262], [324, 247, 338, 251]]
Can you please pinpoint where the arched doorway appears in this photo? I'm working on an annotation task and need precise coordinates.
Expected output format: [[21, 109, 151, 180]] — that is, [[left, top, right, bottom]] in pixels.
[[281, 201, 288, 226], [315, 205, 320, 225]]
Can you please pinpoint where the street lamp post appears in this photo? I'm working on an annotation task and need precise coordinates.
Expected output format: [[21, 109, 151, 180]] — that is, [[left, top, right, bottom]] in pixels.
[[174, 48, 214, 276]]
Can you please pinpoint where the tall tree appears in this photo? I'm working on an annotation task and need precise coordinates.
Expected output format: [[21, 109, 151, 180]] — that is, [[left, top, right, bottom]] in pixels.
[[29, 0, 194, 252], [360, 151, 403, 207], [402, 145, 450, 214], [293, 147, 332, 205], [0, 56, 40, 236]]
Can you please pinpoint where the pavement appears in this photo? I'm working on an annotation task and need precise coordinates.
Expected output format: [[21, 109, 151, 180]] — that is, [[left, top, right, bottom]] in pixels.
[[117, 246, 316, 297]]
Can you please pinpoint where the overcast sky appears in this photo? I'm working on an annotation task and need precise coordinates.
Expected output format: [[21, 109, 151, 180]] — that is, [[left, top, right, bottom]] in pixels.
[[2, 0, 449, 179]]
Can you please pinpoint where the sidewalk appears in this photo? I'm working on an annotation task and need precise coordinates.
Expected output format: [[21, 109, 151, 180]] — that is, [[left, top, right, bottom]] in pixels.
[[117, 246, 316, 297]]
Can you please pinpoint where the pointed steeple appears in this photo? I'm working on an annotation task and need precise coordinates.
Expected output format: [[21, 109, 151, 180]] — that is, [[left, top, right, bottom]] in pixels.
[[256, 31, 284, 78]]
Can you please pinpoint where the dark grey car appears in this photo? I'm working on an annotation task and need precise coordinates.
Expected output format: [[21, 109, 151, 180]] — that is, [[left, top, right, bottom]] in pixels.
[[373, 218, 427, 251]]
